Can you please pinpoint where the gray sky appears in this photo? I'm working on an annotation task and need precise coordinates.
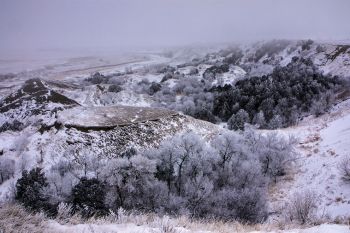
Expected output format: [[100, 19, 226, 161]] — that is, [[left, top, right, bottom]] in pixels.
[[1, 0, 350, 52]]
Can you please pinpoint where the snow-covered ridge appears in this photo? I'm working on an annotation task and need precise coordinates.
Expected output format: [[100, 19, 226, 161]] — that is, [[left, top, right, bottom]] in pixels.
[[0, 78, 78, 113], [58, 105, 179, 129], [0, 78, 79, 128]]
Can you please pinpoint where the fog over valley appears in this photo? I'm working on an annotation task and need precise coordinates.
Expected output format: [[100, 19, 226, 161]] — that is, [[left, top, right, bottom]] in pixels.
[[1, 0, 350, 55]]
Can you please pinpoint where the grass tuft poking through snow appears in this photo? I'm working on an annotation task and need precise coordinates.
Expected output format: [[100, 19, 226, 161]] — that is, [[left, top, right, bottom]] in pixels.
[[1, 203, 349, 233]]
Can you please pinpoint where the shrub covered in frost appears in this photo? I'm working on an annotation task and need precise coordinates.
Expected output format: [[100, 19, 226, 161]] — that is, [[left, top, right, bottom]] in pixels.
[[107, 84, 123, 93], [86, 72, 108, 84]]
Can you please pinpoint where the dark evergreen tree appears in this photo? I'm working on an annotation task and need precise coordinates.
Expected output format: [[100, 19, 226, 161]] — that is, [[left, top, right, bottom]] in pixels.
[[15, 168, 51, 212], [71, 177, 108, 217], [107, 84, 123, 93], [228, 109, 250, 130]]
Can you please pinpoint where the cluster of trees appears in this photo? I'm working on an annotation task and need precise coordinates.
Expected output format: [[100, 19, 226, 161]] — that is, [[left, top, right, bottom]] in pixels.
[[85, 72, 130, 86], [222, 47, 244, 65], [300, 39, 314, 51], [132, 71, 216, 123], [15, 129, 296, 223], [85, 72, 107, 85], [213, 57, 342, 129], [202, 64, 230, 80], [133, 55, 340, 131], [134, 78, 163, 96], [153, 76, 217, 123], [253, 40, 290, 62]]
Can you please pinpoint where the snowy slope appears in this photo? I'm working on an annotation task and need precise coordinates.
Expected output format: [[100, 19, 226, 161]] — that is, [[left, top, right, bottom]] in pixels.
[[0, 80, 223, 203], [269, 99, 350, 221]]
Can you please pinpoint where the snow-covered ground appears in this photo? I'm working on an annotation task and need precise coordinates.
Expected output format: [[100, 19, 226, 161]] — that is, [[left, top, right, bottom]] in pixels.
[[269, 99, 350, 221], [2, 203, 348, 233], [46, 222, 349, 233], [212, 65, 246, 87]]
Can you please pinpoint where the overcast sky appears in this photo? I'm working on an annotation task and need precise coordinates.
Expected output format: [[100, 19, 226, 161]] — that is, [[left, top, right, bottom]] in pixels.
[[1, 0, 350, 53]]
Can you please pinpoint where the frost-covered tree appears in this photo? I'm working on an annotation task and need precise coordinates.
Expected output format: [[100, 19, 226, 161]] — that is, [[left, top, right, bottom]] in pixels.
[[316, 45, 325, 53], [149, 141, 177, 192], [268, 114, 284, 129], [101, 154, 167, 212], [65, 148, 102, 179], [149, 82, 162, 95], [310, 98, 328, 117], [15, 168, 52, 213], [211, 132, 242, 170], [46, 159, 78, 203], [255, 132, 296, 180], [0, 158, 15, 184], [339, 156, 350, 181], [228, 109, 250, 130], [252, 111, 266, 128], [183, 174, 213, 217], [172, 133, 210, 195]]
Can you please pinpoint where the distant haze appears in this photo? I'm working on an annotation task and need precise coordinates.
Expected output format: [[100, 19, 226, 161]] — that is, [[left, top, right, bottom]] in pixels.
[[1, 0, 350, 54]]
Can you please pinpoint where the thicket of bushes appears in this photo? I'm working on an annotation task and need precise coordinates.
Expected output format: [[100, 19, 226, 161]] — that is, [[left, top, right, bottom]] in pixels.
[[15, 129, 296, 223]]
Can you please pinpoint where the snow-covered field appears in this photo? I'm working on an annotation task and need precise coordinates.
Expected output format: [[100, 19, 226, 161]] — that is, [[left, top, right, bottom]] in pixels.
[[46, 222, 349, 233]]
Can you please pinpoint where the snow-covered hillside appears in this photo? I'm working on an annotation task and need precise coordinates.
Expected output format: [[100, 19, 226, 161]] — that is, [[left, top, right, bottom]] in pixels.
[[0, 79, 222, 203], [1, 41, 350, 232], [269, 99, 350, 221]]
